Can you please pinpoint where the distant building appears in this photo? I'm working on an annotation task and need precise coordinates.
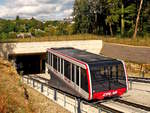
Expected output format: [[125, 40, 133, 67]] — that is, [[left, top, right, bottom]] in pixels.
[[17, 33, 33, 38], [63, 16, 75, 24]]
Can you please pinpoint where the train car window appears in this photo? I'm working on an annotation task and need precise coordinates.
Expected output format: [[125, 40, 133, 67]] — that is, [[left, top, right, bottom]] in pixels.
[[64, 60, 71, 80], [104, 66, 111, 79], [61, 59, 63, 75], [48, 52, 49, 65], [110, 66, 113, 79], [57, 57, 58, 71], [74, 65, 76, 83], [112, 66, 116, 78], [57, 57, 60, 72], [49, 53, 50, 65], [60, 58, 61, 73], [53, 54, 57, 70], [116, 65, 118, 80], [76, 66, 79, 86], [79, 67, 81, 88], [70, 64, 72, 81], [91, 66, 106, 81], [46, 52, 48, 64], [49, 52, 51, 65], [90, 63, 126, 92], [117, 64, 126, 85], [63, 60, 64, 75], [51, 53, 53, 66], [81, 68, 88, 92], [118, 65, 125, 78], [72, 64, 75, 82]]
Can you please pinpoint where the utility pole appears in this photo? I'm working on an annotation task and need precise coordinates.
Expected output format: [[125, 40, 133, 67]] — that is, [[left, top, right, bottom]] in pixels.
[[133, 0, 143, 39]]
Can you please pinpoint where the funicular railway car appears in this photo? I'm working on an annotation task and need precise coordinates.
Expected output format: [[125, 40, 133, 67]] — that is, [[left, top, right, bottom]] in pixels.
[[46, 47, 128, 100]]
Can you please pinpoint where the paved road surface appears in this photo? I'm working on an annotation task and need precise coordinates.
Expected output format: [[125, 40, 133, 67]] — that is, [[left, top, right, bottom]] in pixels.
[[101, 43, 150, 64]]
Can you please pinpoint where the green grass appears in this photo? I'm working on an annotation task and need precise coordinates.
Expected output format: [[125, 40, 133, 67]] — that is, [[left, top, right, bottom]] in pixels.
[[0, 34, 150, 47], [102, 36, 150, 47], [0, 34, 99, 43]]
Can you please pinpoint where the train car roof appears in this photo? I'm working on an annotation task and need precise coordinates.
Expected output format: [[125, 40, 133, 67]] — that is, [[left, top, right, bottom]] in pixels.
[[50, 47, 121, 65]]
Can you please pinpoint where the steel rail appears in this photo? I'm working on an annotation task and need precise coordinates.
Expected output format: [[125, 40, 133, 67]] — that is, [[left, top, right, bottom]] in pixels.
[[115, 99, 150, 111], [128, 77, 150, 83]]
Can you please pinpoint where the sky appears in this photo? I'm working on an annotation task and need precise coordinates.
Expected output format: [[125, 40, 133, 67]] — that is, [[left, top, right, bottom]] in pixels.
[[0, 0, 74, 20]]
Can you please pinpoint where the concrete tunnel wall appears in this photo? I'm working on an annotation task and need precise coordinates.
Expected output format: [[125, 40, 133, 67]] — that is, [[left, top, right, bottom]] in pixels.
[[0, 40, 103, 74], [0, 40, 103, 58]]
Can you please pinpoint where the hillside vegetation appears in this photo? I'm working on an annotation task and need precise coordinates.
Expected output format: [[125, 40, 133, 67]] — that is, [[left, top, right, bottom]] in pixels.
[[0, 57, 70, 113], [0, 1, 150, 41], [1, 34, 150, 47], [0, 58, 33, 113]]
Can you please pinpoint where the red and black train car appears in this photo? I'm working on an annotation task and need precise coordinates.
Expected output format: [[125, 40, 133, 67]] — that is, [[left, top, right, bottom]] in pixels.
[[46, 47, 128, 100]]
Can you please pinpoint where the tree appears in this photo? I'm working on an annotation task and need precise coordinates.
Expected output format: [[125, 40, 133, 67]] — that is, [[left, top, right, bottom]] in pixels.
[[142, 1, 150, 35], [105, 0, 120, 36], [121, 0, 125, 36], [73, 0, 93, 34], [16, 15, 20, 21], [133, 0, 143, 38]]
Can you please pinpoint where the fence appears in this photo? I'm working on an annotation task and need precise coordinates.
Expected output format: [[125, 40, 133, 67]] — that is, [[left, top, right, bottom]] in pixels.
[[22, 76, 105, 113]]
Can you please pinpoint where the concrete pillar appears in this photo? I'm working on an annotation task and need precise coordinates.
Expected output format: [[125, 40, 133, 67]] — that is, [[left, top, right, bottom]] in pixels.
[[77, 99, 81, 113], [33, 80, 35, 87], [130, 80, 132, 90], [40, 54, 46, 73], [40, 57, 43, 73], [41, 83, 44, 92], [54, 90, 57, 101]]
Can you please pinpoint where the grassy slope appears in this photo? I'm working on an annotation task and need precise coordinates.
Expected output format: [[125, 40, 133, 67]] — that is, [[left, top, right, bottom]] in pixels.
[[0, 34, 150, 47], [0, 58, 33, 113], [0, 58, 70, 113]]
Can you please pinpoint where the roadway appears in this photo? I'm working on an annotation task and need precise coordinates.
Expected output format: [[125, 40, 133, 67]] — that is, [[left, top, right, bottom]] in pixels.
[[101, 42, 150, 64]]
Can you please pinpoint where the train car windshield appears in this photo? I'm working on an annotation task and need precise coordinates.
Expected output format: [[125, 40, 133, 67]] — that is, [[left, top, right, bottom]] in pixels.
[[90, 63, 126, 93]]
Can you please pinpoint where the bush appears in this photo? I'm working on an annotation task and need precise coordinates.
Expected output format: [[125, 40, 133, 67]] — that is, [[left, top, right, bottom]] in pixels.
[[0, 32, 8, 40], [49, 26, 57, 36], [34, 29, 46, 37], [8, 32, 17, 38], [44, 26, 56, 36], [66, 24, 74, 35]]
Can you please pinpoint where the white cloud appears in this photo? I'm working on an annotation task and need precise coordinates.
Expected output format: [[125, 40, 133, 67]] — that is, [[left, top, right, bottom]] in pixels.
[[64, 9, 73, 15], [0, 0, 74, 20]]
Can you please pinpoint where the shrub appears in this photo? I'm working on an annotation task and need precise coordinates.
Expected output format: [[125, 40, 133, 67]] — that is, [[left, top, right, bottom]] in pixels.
[[0, 32, 8, 40], [8, 32, 17, 39], [34, 29, 46, 37]]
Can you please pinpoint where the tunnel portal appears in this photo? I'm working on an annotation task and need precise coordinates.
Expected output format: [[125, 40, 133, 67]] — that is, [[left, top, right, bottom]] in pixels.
[[9, 53, 46, 75]]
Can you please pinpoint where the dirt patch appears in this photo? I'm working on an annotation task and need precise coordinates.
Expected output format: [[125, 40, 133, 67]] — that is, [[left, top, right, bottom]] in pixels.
[[126, 62, 150, 78], [0, 57, 70, 113], [0, 57, 33, 113], [27, 87, 70, 113]]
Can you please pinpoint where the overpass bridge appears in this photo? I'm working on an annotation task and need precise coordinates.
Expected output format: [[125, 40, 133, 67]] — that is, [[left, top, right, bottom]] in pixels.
[[0, 40, 103, 74]]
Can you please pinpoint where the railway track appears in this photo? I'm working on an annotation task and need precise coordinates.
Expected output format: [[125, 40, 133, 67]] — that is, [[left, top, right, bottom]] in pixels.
[[23, 74, 150, 113], [115, 99, 150, 111], [97, 103, 123, 113], [100, 100, 149, 113], [128, 77, 150, 83]]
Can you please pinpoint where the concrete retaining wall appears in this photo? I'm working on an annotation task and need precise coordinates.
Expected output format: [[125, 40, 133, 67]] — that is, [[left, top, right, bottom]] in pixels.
[[22, 76, 100, 113], [0, 40, 103, 58]]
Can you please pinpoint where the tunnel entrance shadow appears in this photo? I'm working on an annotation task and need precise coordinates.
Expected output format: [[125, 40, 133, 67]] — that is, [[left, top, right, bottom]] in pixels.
[[9, 53, 46, 75]]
